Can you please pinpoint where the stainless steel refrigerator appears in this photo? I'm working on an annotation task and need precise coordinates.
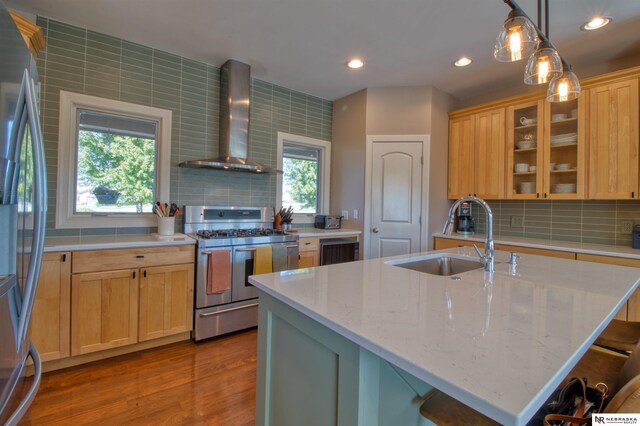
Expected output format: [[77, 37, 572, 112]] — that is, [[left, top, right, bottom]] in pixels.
[[0, 2, 47, 424]]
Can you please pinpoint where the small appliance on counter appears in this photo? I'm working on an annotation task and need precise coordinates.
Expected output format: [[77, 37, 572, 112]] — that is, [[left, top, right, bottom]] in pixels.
[[633, 225, 640, 249], [456, 202, 475, 235], [314, 214, 342, 229]]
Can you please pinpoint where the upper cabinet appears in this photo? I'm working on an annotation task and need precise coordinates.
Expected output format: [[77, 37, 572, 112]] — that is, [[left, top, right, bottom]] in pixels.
[[588, 78, 639, 200], [507, 100, 544, 199], [449, 67, 640, 201], [448, 108, 505, 199]]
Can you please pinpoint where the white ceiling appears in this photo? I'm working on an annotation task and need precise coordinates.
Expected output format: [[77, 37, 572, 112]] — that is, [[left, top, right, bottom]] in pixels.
[[7, 0, 640, 101]]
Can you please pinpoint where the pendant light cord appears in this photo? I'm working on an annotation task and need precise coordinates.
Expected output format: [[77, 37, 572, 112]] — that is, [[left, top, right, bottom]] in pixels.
[[545, 0, 549, 37]]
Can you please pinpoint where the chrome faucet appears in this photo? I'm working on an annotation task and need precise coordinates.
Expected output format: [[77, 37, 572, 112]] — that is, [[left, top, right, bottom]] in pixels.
[[443, 195, 494, 272]]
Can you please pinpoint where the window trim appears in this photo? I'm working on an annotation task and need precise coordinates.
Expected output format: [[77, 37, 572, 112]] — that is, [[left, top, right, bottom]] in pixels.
[[276, 132, 331, 224], [56, 91, 172, 229]]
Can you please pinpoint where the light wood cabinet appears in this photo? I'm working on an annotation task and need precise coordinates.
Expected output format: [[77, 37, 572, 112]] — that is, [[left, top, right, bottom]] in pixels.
[[448, 109, 506, 199], [448, 115, 475, 199], [139, 264, 194, 342], [30, 252, 71, 362], [71, 269, 139, 356], [474, 109, 506, 199], [507, 100, 545, 199], [588, 78, 639, 200], [298, 237, 319, 268]]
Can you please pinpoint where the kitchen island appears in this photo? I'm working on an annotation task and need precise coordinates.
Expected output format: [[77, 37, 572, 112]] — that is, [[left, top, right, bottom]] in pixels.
[[249, 247, 640, 425]]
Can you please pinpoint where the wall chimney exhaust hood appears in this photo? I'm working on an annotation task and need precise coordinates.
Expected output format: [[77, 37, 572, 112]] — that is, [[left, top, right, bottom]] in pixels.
[[179, 60, 278, 173]]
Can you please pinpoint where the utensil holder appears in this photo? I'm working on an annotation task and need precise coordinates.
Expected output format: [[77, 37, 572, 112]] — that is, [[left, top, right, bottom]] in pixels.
[[158, 216, 175, 236]]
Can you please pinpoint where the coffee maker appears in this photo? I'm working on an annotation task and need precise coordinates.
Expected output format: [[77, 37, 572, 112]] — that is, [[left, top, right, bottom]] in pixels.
[[456, 202, 475, 235]]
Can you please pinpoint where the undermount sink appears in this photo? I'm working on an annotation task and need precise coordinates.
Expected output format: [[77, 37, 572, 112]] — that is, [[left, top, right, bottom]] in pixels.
[[389, 254, 483, 276]]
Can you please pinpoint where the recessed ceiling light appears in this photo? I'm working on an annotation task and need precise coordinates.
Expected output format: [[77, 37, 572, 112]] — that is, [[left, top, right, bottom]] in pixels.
[[580, 16, 612, 31], [452, 56, 473, 67], [347, 59, 364, 69]]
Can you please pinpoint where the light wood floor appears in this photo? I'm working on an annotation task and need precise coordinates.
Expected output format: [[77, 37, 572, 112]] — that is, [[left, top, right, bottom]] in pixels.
[[20, 329, 257, 425]]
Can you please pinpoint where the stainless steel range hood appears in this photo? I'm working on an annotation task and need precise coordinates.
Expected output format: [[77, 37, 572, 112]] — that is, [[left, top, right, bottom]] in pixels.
[[179, 60, 277, 173]]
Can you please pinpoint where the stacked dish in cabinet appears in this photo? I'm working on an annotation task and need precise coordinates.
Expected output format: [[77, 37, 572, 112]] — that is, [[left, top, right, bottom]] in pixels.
[[510, 103, 540, 196], [548, 100, 579, 196]]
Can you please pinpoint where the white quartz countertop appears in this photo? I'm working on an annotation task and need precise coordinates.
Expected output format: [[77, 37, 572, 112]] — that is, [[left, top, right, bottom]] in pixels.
[[291, 228, 361, 238], [249, 247, 640, 425], [434, 232, 640, 260], [43, 233, 196, 252]]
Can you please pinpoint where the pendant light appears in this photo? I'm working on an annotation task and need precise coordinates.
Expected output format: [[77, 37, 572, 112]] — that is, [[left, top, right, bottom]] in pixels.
[[494, 8, 539, 62], [524, 42, 562, 84], [496, 0, 580, 102], [547, 62, 581, 102]]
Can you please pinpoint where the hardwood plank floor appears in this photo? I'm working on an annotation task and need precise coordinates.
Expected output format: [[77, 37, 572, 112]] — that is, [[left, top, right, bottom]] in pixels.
[[20, 329, 257, 425]]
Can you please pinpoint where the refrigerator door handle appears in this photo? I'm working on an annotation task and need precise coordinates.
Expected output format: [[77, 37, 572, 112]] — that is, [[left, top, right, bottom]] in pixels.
[[1, 78, 26, 204], [4, 344, 41, 426], [16, 70, 47, 344]]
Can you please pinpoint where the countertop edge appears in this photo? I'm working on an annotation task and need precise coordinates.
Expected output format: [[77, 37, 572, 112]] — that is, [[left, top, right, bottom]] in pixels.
[[290, 228, 362, 238], [43, 233, 196, 252], [433, 233, 640, 260]]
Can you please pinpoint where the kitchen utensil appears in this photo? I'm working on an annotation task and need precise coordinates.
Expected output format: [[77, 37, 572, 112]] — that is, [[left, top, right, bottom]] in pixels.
[[516, 140, 536, 149], [552, 113, 568, 121], [529, 166, 537, 172], [515, 163, 529, 173], [549, 163, 556, 170], [520, 117, 537, 126], [556, 163, 571, 171]]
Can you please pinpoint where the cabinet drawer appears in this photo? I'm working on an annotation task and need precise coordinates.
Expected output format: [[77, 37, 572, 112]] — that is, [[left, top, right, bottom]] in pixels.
[[72, 245, 195, 274], [299, 237, 319, 252]]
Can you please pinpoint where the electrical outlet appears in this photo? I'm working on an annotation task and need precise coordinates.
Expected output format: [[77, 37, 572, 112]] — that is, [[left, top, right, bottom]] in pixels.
[[341, 210, 349, 220], [621, 220, 634, 234], [353, 209, 359, 220], [511, 215, 524, 228]]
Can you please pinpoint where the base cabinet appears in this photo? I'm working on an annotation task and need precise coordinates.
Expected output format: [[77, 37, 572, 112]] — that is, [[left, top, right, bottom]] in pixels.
[[139, 264, 194, 342], [71, 269, 139, 356], [30, 252, 71, 362], [298, 237, 319, 268]]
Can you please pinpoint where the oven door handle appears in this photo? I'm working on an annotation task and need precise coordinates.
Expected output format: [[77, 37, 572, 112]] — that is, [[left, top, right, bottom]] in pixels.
[[199, 302, 259, 317], [236, 244, 298, 253]]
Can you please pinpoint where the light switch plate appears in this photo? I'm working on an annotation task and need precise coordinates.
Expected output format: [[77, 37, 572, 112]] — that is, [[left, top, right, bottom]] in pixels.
[[622, 220, 634, 234], [511, 215, 524, 228], [353, 209, 359, 219], [341, 210, 349, 220]]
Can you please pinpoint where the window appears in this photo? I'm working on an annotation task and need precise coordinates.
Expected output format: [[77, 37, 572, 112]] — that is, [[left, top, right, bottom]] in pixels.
[[57, 91, 171, 228], [277, 132, 330, 223]]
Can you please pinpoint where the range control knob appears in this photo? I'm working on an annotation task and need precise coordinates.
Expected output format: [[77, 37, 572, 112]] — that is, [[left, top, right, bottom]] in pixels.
[[218, 211, 225, 217]]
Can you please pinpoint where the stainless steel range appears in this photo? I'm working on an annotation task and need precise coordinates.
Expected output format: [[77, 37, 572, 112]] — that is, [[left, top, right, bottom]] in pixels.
[[184, 206, 299, 341]]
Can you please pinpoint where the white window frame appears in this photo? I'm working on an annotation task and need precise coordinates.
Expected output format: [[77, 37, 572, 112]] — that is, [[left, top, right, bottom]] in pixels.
[[276, 132, 331, 224], [56, 91, 172, 229]]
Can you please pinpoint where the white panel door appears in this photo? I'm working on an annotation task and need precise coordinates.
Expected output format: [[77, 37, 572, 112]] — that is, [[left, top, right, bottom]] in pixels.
[[369, 141, 423, 259]]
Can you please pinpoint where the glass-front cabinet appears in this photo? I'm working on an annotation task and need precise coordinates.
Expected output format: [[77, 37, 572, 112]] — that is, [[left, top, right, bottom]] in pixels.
[[543, 96, 586, 199], [507, 96, 585, 200], [507, 100, 544, 199]]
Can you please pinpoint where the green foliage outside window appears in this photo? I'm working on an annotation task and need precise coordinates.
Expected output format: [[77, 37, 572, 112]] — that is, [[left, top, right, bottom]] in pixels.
[[77, 131, 155, 211], [283, 157, 317, 210]]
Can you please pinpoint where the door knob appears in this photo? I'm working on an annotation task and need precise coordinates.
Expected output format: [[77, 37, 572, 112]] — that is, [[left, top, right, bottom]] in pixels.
[[372, 227, 379, 233]]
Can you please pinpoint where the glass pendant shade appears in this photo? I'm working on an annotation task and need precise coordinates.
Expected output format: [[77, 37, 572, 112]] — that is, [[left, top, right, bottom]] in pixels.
[[524, 43, 563, 85], [547, 67, 581, 102], [494, 11, 539, 62]]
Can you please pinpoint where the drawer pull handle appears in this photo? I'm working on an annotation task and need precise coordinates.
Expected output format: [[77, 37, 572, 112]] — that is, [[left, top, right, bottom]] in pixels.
[[143, 270, 147, 278], [62, 254, 66, 262], [199, 303, 259, 317], [136, 255, 145, 258], [132, 271, 136, 279]]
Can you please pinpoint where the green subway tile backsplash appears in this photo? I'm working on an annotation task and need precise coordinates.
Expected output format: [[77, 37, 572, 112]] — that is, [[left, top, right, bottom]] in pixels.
[[471, 200, 640, 247], [35, 16, 332, 237]]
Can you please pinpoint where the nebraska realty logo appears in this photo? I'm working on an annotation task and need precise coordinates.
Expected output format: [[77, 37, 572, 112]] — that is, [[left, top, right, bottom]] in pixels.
[[594, 414, 640, 424]]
